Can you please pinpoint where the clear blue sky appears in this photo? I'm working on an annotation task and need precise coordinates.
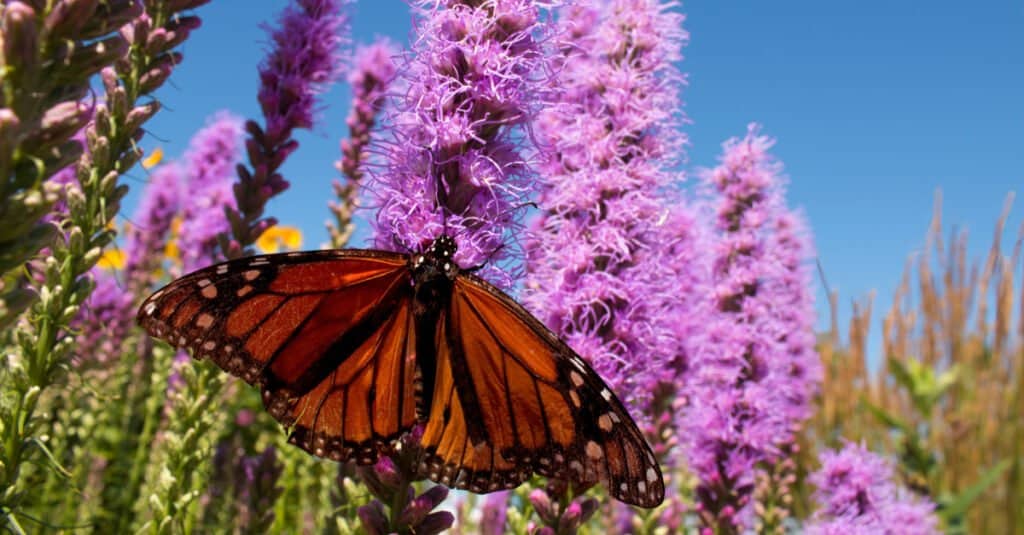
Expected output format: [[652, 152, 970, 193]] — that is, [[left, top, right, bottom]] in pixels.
[[130, 1, 1023, 353]]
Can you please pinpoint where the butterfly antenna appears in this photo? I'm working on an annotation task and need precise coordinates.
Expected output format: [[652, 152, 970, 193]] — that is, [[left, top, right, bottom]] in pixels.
[[464, 242, 508, 273]]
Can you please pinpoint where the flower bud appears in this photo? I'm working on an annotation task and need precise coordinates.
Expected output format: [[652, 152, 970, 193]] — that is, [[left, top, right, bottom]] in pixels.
[[138, 58, 176, 94], [22, 102, 89, 154], [2, 3, 39, 73], [528, 489, 556, 524], [124, 101, 160, 139], [398, 485, 449, 527], [44, 0, 99, 38], [356, 501, 389, 535], [0, 108, 22, 176], [121, 12, 151, 46], [557, 500, 584, 533], [168, 0, 212, 12], [147, 16, 201, 55], [67, 34, 129, 81], [82, 0, 142, 40], [416, 511, 455, 535]]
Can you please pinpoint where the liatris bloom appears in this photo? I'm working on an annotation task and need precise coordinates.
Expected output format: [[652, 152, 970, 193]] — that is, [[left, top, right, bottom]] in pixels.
[[329, 38, 400, 248], [338, 39, 399, 182], [123, 163, 184, 288], [524, 0, 690, 414], [177, 112, 243, 273], [368, 0, 550, 286], [225, 0, 349, 258], [763, 209, 822, 425], [74, 273, 133, 366], [806, 443, 939, 535], [236, 446, 284, 532], [684, 124, 819, 532]]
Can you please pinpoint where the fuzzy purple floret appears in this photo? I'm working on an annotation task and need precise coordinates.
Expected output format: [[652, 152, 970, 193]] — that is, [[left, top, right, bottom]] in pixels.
[[806, 443, 940, 535], [523, 0, 691, 411], [177, 113, 244, 273], [683, 124, 820, 528], [367, 0, 549, 286]]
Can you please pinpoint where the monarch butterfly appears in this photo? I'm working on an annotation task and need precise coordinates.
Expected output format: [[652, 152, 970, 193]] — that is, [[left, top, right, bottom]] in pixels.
[[137, 235, 664, 507]]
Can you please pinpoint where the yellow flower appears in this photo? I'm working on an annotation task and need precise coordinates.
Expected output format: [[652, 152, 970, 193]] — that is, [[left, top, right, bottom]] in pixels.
[[142, 147, 164, 169], [256, 225, 303, 254], [164, 239, 181, 264], [169, 216, 183, 237], [98, 249, 126, 270], [160, 216, 182, 260]]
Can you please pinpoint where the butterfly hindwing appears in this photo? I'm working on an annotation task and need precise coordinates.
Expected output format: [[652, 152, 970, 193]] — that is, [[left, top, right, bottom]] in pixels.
[[416, 274, 665, 507], [137, 249, 419, 464]]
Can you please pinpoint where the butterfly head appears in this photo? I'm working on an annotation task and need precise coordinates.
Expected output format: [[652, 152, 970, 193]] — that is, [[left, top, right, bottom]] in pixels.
[[410, 234, 459, 281]]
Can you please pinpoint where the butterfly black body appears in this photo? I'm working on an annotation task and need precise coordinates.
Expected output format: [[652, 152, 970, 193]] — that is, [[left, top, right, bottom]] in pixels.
[[138, 235, 665, 507], [409, 235, 496, 447]]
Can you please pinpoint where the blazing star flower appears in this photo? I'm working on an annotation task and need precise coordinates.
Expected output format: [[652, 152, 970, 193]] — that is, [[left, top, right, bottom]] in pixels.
[[338, 38, 399, 182], [523, 0, 690, 412], [683, 124, 819, 531], [237, 446, 284, 531], [177, 113, 244, 273], [227, 0, 349, 257], [806, 443, 940, 535], [123, 163, 184, 287], [367, 0, 550, 286], [74, 272, 133, 366], [258, 0, 347, 148], [329, 38, 400, 248]]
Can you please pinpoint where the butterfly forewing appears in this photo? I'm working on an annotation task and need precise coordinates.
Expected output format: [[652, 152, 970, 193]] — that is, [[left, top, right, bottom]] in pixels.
[[416, 274, 665, 507], [137, 250, 420, 464]]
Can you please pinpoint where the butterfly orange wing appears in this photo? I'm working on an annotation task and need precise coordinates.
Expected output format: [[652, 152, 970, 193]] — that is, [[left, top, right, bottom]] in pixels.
[[137, 250, 419, 464], [416, 274, 665, 507]]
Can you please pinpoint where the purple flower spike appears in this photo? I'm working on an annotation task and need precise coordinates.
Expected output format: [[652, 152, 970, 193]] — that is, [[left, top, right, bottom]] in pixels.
[[329, 38, 400, 247], [338, 38, 399, 182], [226, 0, 350, 258], [258, 0, 348, 146], [123, 163, 183, 287], [683, 124, 820, 532], [177, 112, 244, 273], [524, 0, 691, 412], [806, 443, 940, 535], [367, 0, 551, 286], [74, 273, 133, 366]]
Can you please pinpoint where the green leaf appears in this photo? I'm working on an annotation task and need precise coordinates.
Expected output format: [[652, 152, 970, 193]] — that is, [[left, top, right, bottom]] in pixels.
[[25, 436, 71, 478], [940, 459, 1011, 520], [860, 398, 910, 434], [887, 357, 916, 392]]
